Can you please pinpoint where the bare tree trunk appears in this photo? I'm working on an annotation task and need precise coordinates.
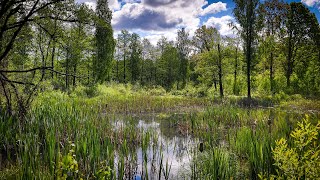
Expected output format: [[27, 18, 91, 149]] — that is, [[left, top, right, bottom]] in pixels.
[[123, 55, 126, 83], [233, 46, 238, 95], [270, 51, 274, 95], [66, 47, 69, 90], [73, 64, 76, 87], [116, 59, 119, 82], [218, 43, 223, 97], [246, 34, 252, 99], [51, 40, 56, 79], [286, 33, 293, 88]]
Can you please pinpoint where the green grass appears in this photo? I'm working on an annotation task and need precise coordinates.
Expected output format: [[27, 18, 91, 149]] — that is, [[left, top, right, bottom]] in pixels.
[[0, 84, 319, 179]]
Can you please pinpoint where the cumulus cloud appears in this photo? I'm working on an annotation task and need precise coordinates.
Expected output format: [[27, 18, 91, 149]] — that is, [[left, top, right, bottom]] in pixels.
[[112, 3, 182, 31], [84, 1, 96, 9], [77, 0, 121, 11], [204, 15, 239, 37], [301, 0, 320, 10], [301, 0, 319, 6], [77, 0, 237, 44], [142, 0, 179, 7], [112, 0, 209, 32], [144, 31, 177, 45], [200, 2, 227, 16]]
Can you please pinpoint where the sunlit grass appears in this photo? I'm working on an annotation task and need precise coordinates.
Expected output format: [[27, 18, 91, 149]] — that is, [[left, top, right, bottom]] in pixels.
[[0, 84, 319, 179]]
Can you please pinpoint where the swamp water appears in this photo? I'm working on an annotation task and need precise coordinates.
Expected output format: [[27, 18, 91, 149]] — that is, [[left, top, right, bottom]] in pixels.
[[106, 108, 319, 179], [1, 104, 319, 179], [111, 114, 199, 179]]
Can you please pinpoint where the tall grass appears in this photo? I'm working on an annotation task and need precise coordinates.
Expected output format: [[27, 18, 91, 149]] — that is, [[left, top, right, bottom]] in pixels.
[[0, 84, 319, 179], [192, 148, 234, 179]]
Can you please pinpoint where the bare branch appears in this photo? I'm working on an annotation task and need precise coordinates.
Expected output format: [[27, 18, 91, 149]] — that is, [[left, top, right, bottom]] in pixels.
[[0, 66, 53, 73]]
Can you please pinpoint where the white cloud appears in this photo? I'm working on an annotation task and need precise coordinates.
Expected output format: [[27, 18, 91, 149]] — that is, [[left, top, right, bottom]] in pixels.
[[84, 1, 96, 9], [111, 0, 214, 45], [112, 0, 211, 36], [77, 0, 121, 11], [123, 0, 141, 3], [78, 0, 237, 44], [302, 0, 320, 10], [109, 0, 121, 10], [301, 0, 319, 6], [144, 32, 176, 45], [200, 2, 227, 16], [204, 15, 239, 37], [112, 3, 182, 31]]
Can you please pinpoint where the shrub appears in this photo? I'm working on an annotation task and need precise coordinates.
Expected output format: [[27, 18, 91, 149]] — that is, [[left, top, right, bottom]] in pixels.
[[148, 86, 167, 96], [56, 143, 82, 180], [84, 85, 100, 98], [270, 116, 320, 179]]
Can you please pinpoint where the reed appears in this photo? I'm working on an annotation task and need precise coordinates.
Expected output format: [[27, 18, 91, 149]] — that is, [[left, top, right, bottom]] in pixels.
[[0, 84, 318, 179]]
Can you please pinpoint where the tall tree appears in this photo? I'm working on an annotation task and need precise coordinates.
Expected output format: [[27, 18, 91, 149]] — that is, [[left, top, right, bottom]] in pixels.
[[117, 30, 131, 83], [284, 2, 316, 88], [259, 0, 287, 95], [141, 38, 155, 84], [226, 36, 242, 95], [129, 33, 142, 83], [94, 0, 115, 83], [0, 0, 80, 117], [216, 31, 224, 97], [233, 0, 260, 99], [177, 28, 189, 89], [193, 25, 219, 91]]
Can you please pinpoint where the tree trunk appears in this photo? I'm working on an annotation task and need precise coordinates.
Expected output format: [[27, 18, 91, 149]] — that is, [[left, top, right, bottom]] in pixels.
[[123, 55, 126, 83], [116, 59, 119, 82], [233, 46, 238, 95], [214, 79, 217, 91], [270, 51, 274, 95], [218, 43, 224, 97], [51, 40, 56, 79], [73, 64, 76, 87], [141, 59, 144, 83], [66, 48, 69, 90], [246, 0, 254, 100], [286, 33, 293, 88], [246, 33, 252, 99]]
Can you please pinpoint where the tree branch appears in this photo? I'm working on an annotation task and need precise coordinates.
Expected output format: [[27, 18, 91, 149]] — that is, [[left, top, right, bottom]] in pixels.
[[0, 66, 53, 73]]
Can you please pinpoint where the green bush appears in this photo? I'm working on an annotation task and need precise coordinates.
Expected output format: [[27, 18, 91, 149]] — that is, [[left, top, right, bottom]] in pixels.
[[148, 86, 167, 96], [56, 143, 82, 180], [84, 85, 100, 98], [269, 116, 320, 179]]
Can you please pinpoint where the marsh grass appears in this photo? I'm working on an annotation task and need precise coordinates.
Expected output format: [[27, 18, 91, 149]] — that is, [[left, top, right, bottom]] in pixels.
[[0, 84, 319, 179]]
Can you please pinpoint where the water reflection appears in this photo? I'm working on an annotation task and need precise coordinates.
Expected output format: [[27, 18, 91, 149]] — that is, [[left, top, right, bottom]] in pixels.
[[112, 114, 198, 179]]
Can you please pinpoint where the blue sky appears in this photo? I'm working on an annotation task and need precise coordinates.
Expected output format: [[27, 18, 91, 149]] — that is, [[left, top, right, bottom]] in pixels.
[[77, 0, 320, 44]]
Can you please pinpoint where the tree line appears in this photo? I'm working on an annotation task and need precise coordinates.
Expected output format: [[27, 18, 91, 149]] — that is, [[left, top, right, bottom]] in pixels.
[[0, 0, 320, 117]]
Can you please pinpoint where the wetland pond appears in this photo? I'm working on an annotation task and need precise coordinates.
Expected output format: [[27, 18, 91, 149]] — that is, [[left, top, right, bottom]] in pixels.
[[106, 107, 320, 179], [2, 101, 319, 179], [112, 114, 199, 179]]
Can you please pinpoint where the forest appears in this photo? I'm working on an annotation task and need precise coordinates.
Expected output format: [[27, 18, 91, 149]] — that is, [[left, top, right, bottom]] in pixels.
[[0, 0, 320, 179]]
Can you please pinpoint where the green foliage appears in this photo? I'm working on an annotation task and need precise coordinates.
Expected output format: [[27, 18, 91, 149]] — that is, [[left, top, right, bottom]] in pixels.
[[94, 0, 115, 83], [56, 143, 82, 180], [95, 161, 111, 180], [192, 148, 235, 179], [271, 116, 320, 179], [84, 85, 100, 98], [129, 33, 142, 83], [156, 45, 180, 90]]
